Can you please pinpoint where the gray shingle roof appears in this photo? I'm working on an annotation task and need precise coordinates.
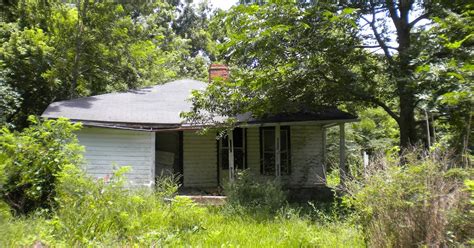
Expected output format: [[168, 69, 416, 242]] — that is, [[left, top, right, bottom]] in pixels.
[[42, 78, 357, 128], [42, 79, 206, 125]]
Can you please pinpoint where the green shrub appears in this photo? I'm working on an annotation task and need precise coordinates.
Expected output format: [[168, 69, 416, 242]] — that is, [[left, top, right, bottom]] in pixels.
[[0, 200, 11, 222], [155, 172, 180, 199], [224, 170, 287, 214], [0, 116, 83, 215], [52, 164, 207, 245], [1, 164, 364, 247], [343, 150, 473, 247]]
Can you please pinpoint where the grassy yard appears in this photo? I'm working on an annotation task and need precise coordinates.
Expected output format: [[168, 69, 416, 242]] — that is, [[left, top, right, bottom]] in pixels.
[[0, 197, 363, 247]]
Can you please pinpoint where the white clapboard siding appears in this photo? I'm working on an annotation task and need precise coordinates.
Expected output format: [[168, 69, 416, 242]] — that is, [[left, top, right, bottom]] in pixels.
[[76, 127, 154, 186], [246, 128, 261, 176], [183, 131, 217, 187], [289, 125, 324, 186], [244, 125, 324, 186]]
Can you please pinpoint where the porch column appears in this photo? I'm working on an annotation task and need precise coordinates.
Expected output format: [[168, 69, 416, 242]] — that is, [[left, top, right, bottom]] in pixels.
[[322, 127, 327, 179], [275, 124, 281, 177], [227, 129, 235, 182], [339, 123, 347, 182]]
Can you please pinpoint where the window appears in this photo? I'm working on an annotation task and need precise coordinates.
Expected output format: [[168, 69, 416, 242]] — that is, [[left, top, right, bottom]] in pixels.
[[260, 126, 291, 175], [220, 128, 246, 170]]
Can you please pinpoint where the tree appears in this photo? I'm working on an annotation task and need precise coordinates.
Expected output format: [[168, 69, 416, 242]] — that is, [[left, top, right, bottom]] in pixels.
[[414, 5, 473, 165], [170, 0, 217, 80], [1, 0, 214, 128], [185, 0, 472, 153], [0, 116, 83, 215]]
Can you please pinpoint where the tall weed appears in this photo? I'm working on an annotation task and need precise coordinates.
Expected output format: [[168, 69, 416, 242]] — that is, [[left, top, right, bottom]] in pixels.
[[224, 170, 287, 214], [343, 149, 473, 247], [0, 166, 364, 247], [52, 164, 206, 246]]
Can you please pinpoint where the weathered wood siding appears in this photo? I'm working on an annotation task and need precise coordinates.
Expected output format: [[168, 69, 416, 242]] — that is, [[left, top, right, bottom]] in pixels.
[[244, 125, 325, 187], [288, 125, 325, 186], [76, 127, 155, 186], [246, 128, 261, 176], [183, 131, 217, 187]]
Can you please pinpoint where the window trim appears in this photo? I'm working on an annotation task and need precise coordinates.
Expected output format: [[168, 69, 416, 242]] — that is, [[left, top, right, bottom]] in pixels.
[[259, 126, 291, 175], [218, 128, 247, 170]]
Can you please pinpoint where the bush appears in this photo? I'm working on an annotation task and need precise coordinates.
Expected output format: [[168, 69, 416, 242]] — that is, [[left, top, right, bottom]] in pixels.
[[224, 170, 287, 214], [52, 164, 208, 246], [1, 164, 364, 247], [343, 150, 473, 247], [0, 116, 83, 215]]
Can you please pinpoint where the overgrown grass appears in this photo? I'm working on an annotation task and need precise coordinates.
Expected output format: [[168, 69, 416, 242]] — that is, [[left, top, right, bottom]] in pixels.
[[343, 149, 473, 247], [0, 207, 363, 247], [0, 165, 364, 247]]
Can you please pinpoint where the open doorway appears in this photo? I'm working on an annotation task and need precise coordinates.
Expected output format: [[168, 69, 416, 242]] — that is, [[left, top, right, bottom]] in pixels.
[[155, 131, 183, 185]]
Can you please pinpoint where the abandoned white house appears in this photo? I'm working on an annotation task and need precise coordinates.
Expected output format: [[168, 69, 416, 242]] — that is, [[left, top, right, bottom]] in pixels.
[[42, 65, 357, 192]]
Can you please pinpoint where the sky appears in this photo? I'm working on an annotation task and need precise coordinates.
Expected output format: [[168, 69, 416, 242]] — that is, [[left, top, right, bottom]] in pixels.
[[196, 0, 430, 55], [203, 0, 237, 10]]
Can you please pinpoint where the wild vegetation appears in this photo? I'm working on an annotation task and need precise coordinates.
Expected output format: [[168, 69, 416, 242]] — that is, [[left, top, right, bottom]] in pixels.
[[0, 0, 472, 247], [184, 0, 473, 159], [1, 0, 216, 128], [1, 117, 472, 247], [343, 150, 473, 247], [0, 120, 363, 246]]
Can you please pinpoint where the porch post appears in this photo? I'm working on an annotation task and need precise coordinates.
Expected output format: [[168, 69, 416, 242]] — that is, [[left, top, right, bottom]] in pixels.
[[339, 123, 347, 182], [322, 127, 327, 180], [275, 124, 281, 177], [227, 129, 235, 182]]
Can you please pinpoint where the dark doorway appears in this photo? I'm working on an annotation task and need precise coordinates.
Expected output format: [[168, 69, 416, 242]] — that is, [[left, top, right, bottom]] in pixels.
[[155, 131, 183, 185]]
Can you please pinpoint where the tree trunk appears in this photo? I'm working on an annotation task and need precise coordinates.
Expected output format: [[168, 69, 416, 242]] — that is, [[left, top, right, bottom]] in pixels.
[[70, 0, 88, 99], [394, 0, 418, 151], [398, 91, 417, 149], [461, 110, 471, 167]]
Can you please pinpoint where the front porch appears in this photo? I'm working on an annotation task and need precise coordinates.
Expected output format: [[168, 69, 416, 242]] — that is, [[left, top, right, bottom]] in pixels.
[[155, 121, 350, 189]]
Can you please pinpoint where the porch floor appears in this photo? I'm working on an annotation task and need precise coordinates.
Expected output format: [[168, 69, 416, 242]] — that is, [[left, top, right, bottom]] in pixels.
[[177, 187, 226, 206], [175, 185, 334, 205]]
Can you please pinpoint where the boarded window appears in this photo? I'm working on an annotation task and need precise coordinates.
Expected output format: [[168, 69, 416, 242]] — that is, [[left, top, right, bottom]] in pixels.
[[260, 126, 291, 175]]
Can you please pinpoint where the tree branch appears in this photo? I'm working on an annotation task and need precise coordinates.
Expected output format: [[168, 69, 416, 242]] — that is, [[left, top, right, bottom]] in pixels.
[[356, 45, 398, 50], [369, 97, 400, 124], [385, 0, 400, 30], [360, 15, 394, 64], [409, 12, 430, 28]]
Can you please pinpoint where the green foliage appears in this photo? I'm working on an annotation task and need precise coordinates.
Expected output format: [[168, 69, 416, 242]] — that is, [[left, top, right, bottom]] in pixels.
[[350, 107, 399, 154], [52, 164, 207, 245], [224, 170, 287, 214], [323, 107, 399, 185], [414, 5, 473, 164], [186, 0, 472, 153], [0, 116, 83, 215], [0, 73, 21, 127], [0, 23, 55, 128], [1, 0, 216, 128], [343, 150, 473, 247], [154, 172, 180, 199], [0, 167, 364, 247]]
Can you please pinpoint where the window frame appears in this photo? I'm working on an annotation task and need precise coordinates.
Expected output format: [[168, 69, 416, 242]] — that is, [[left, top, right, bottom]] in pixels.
[[219, 128, 247, 170], [259, 126, 291, 175]]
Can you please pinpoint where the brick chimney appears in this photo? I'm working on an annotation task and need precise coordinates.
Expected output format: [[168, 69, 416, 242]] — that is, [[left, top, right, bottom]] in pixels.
[[208, 64, 229, 83]]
